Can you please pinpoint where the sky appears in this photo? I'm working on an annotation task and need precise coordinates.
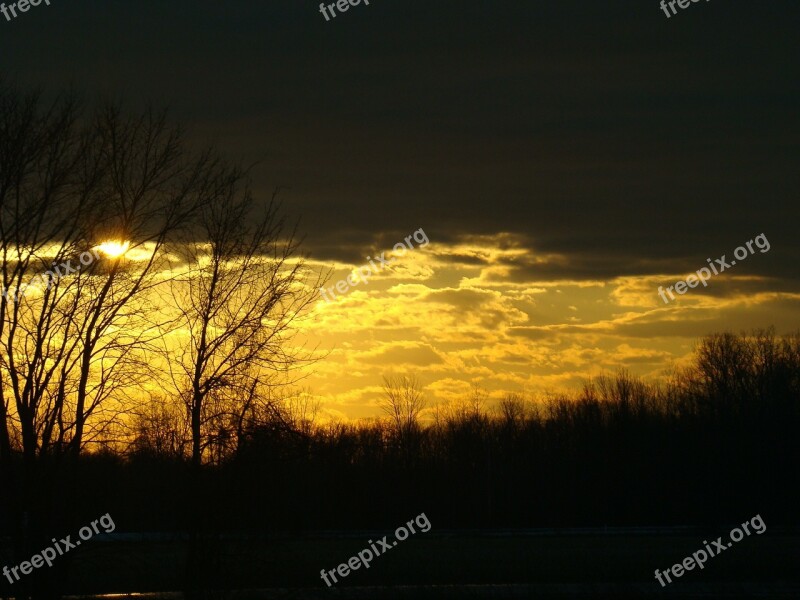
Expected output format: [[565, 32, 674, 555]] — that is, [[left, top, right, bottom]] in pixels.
[[2, 0, 799, 419]]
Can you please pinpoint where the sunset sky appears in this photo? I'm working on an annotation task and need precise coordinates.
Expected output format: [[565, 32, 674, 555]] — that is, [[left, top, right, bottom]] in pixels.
[[2, 1, 798, 420]]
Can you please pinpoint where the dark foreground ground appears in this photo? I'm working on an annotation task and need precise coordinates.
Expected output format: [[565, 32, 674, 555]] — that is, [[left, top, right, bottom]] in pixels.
[[3, 528, 799, 599]]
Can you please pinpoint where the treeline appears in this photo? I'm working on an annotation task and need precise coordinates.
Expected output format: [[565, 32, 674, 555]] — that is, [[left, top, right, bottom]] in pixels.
[[7, 329, 796, 535]]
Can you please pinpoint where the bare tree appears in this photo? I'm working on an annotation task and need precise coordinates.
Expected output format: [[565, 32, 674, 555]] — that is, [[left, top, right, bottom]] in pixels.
[[168, 173, 321, 466], [380, 374, 426, 437], [0, 83, 232, 600], [60, 104, 216, 457], [130, 393, 190, 459], [498, 392, 528, 430], [0, 86, 221, 468], [282, 387, 321, 437], [0, 86, 101, 465]]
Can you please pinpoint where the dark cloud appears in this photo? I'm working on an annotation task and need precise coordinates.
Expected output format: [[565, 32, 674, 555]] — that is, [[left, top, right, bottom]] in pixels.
[[1, 0, 798, 287]]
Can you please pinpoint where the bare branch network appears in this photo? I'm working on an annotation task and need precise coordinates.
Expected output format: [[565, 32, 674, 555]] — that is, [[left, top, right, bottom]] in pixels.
[[0, 82, 321, 467]]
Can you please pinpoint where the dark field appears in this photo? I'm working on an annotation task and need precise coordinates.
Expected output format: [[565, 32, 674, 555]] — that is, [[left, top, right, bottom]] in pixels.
[[9, 529, 795, 599]]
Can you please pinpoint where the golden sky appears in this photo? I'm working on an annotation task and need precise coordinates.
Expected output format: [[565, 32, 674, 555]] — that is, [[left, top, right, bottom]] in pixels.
[[7, 3, 795, 424], [294, 232, 800, 421]]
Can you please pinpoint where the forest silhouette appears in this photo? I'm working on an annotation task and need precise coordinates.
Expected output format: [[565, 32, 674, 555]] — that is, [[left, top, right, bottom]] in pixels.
[[4, 330, 796, 533], [122, 329, 800, 531]]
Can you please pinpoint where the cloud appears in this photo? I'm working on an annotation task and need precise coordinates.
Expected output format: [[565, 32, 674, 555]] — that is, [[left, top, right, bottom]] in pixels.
[[9, 0, 797, 419]]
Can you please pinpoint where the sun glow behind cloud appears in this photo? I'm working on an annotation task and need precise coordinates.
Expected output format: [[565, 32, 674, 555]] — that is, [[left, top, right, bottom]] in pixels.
[[96, 240, 130, 258]]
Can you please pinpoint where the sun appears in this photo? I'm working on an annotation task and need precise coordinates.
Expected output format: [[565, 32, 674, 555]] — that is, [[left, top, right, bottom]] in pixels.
[[96, 240, 130, 258]]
